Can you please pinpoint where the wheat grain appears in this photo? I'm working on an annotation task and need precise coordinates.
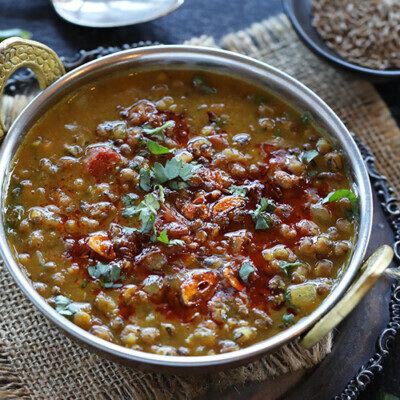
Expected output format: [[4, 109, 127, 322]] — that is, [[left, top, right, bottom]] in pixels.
[[312, 0, 400, 70]]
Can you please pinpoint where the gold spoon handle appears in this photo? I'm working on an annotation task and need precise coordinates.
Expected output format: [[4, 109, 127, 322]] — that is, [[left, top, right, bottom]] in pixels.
[[301, 245, 394, 348], [0, 37, 65, 139]]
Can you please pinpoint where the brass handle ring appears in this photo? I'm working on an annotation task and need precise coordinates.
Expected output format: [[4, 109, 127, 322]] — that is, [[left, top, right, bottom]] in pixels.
[[0, 37, 65, 139]]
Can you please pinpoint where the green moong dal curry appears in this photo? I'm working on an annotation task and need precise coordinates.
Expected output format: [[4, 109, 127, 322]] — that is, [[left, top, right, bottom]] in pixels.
[[5, 69, 357, 356]]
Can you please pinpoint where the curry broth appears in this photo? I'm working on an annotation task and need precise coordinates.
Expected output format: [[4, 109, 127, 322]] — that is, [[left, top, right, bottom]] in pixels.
[[5, 69, 356, 356]]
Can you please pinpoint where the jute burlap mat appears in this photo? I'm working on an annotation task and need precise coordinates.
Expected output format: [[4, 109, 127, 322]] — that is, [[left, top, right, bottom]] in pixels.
[[1, 13, 400, 400]]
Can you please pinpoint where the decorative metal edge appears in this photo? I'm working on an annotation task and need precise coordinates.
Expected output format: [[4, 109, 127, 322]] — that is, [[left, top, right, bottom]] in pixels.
[[3, 45, 400, 399], [334, 136, 400, 400], [4, 41, 159, 96]]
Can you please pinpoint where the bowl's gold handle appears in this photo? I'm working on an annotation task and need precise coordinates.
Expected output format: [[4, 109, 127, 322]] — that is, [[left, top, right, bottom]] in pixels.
[[300, 245, 394, 349], [0, 37, 65, 139]]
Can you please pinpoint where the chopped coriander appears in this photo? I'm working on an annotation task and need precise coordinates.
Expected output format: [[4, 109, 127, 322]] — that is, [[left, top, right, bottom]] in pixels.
[[239, 261, 255, 284], [169, 238, 186, 247], [158, 185, 165, 203], [153, 158, 180, 183], [80, 281, 89, 289], [0, 28, 31, 41], [88, 261, 126, 289], [248, 95, 269, 105], [284, 290, 301, 312], [302, 149, 319, 163], [322, 189, 358, 218], [300, 112, 311, 124], [106, 140, 117, 150], [122, 193, 139, 207], [278, 261, 304, 275], [141, 121, 174, 140], [139, 168, 152, 192], [209, 115, 227, 128], [282, 313, 295, 326], [157, 229, 185, 247], [122, 226, 138, 235], [36, 250, 46, 267], [146, 139, 174, 155], [139, 158, 199, 193], [273, 128, 281, 137], [168, 180, 189, 190], [179, 162, 200, 181], [54, 295, 78, 316], [11, 183, 24, 205], [255, 215, 272, 230], [152, 157, 200, 184], [250, 198, 276, 230], [193, 75, 217, 94], [122, 193, 160, 233], [308, 170, 318, 178], [229, 185, 247, 197], [157, 228, 169, 245]]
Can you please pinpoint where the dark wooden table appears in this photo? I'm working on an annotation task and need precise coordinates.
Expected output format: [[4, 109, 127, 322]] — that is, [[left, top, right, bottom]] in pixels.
[[0, 0, 399, 398]]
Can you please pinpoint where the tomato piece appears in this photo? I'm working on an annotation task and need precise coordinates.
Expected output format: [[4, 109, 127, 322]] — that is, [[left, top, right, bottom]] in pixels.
[[85, 146, 120, 179]]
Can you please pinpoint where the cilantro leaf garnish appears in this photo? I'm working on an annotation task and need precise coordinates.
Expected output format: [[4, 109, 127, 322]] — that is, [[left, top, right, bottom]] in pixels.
[[209, 115, 227, 128], [308, 170, 318, 178], [169, 239, 185, 247], [122, 193, 139, 207], [282, 313, 295, 326], [88, 261, 126, 289], [141, 121, 174, 140], [255, 215, 272, 230], [322, 189, 358, 218], [54, 295, 78, 316], [11, 183, 24, 205], [146, 139, 174, 155], [157, 228, 169, 245], [193, 75, 217, 94], [167, 180, 189, 190], [229, 185, 247, 197], [248, 95, 269, 105], [122, 193, 160, 233], [153, 158, 200, 185], [139, 158, 199, 194], [302, 149, 319, 163], [239, 261, 255, 284], [285, 290, 301, 312], [158, 184, 165, 203], [278, 261, 304, 275], [153, 158, 181, 183], [300, 112, 311, 124], [157, 229, 185, 247], [139, 168, 152, 192], [250, 198, 276, 230], [179, 162, 199, 181], [122, 226, 138, 235], [273, 128, 281, 137]]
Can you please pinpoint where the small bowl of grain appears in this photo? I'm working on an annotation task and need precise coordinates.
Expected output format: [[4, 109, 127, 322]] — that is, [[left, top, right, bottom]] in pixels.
[[283, 0, 400, 80]]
